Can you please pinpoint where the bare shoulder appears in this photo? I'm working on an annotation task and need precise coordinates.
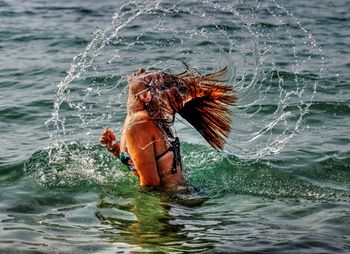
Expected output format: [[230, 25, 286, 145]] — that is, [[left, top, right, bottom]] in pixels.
[[122, 118, 160, 187], [124, 120, 157, 147]]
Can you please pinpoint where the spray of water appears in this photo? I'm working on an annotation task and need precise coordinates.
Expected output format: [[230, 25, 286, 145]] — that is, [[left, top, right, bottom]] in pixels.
[[37, 0, 325, 189]]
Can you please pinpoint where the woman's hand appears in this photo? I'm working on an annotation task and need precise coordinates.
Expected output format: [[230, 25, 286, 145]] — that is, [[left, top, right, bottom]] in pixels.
[[100, 128, 116, 150]]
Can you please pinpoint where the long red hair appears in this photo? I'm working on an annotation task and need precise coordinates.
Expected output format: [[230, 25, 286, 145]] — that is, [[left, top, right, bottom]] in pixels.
[[160, 66, 237, 150]]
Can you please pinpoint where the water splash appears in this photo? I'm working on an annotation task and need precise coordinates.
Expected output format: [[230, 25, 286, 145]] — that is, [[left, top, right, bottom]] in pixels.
[[45, 0, 323, 162], [46, 1, 162, 139], [25, 143, 133, 189], [24, 142, 348, 201], [40, 0, 327, 193]]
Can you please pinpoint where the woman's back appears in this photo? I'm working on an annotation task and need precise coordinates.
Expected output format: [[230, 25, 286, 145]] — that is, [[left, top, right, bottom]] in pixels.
[[120, 111, 186, 189]]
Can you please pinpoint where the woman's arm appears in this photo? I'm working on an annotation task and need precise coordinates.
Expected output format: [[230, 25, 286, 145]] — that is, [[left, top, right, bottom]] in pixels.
[[125, 122, 160, 187]]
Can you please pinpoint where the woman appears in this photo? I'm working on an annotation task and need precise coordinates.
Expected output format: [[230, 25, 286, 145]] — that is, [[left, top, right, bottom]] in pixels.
[[100, 66, 236, 190]]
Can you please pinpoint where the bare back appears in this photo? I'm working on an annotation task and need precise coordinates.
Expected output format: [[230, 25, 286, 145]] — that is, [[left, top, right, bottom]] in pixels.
[[120, 112, 185, 189]]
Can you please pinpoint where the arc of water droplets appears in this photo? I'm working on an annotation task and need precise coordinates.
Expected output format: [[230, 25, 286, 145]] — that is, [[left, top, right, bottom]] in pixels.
[[45, 0, 163, 141], [248, 0, 323, 160], [45, 0, 324, 161], [44, 0, 167, 168], [200, 0, 324, 160]]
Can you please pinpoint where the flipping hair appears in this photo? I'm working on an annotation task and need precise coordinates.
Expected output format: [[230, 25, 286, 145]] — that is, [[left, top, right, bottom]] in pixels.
[[176, 66, 237, 151]]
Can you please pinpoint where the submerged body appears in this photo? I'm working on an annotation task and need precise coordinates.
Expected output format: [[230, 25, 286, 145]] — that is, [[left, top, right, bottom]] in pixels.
[[101, 67, 236, 190]]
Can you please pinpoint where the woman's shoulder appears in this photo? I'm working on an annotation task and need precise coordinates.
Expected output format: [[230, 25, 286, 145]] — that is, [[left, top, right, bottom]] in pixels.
[[125, 114, 157, 136]]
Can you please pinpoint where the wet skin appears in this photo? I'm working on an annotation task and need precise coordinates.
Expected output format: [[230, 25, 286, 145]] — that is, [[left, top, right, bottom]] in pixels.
[[101, 69, 186, 190]]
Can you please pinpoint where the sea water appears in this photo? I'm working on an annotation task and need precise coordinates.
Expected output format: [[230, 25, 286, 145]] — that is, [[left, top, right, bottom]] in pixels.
[[0, 0, 349, 253]]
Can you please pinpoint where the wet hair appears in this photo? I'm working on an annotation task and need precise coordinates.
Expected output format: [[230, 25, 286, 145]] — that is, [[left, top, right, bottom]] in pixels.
[[157, 65, 237, 150]]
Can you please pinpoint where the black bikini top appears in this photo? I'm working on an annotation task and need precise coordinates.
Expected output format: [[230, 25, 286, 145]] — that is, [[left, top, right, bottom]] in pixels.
[[155, 136, 181, 174]]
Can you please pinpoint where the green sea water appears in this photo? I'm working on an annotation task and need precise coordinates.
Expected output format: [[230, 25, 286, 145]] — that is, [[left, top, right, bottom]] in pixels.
[[1, 0, 349, 253]]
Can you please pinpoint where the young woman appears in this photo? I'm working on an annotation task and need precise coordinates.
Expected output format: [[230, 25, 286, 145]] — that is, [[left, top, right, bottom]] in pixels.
[[100, 66, 236, 191]]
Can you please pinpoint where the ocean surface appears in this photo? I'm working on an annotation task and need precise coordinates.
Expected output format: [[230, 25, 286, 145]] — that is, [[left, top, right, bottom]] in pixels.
[[1, 0, 349, 253]]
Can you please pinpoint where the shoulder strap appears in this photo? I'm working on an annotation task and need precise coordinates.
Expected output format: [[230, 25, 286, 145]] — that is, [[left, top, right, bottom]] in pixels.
[[155, 146, 173, 161]]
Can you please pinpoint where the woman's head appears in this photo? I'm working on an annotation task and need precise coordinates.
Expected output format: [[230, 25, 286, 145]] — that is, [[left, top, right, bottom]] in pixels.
[[127, 66, 237, 150]]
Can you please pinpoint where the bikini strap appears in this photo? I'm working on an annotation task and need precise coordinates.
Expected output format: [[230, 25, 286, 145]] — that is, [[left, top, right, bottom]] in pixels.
[[155, 146, 173, 161], [155, 137, 182, 174], [171, 137, 182, 174], [154, 121, 182, 174]]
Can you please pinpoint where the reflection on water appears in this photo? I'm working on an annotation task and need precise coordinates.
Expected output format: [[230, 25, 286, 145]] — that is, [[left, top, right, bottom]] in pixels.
[[95, 188, 211, 253], [96, 191, 183, 252]]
